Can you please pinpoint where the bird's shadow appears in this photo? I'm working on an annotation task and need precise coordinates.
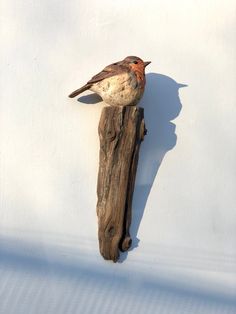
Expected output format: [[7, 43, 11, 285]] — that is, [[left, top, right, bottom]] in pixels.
[[77, 93, 103, 104], [119, 72, 187, 262]]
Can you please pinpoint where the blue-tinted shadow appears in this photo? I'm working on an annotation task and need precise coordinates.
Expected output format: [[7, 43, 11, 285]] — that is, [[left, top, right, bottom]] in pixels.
[[124, 73, 187, 257]]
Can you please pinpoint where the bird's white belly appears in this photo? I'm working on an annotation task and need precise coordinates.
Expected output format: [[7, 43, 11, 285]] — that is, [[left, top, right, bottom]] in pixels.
[[90, 73, 143, 106]]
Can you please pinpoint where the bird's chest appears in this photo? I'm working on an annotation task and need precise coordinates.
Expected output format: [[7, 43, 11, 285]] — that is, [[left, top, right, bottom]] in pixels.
[[91, 73, 144, 106]]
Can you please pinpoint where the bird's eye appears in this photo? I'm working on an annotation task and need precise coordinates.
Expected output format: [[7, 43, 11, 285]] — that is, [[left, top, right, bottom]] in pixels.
[[133, 61, 138, 64]]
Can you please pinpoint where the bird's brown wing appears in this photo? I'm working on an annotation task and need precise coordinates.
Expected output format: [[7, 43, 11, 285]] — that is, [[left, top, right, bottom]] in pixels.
[[87, 62, 128, 84], [69, 62, 128, 98], [68, 84, 91, 98]]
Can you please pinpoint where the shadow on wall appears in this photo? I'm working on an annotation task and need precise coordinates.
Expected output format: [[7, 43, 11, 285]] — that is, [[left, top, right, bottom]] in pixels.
[[77, 93, 103, 104], [129, 72, 187, 252]]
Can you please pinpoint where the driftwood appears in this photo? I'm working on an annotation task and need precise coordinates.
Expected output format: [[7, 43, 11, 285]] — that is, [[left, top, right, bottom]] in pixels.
[[96, 106, 146, 262]]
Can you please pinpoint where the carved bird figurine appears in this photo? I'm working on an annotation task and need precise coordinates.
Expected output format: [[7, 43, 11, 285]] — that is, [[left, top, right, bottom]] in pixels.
[[69, 56, 151, 106]]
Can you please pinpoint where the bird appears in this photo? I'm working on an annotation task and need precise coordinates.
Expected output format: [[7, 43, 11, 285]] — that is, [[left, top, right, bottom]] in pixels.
[[68, 56, 151, 106]]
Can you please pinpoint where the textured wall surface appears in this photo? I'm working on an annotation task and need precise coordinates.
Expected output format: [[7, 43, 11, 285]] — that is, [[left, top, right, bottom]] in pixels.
[[1, 1, 236, 313]]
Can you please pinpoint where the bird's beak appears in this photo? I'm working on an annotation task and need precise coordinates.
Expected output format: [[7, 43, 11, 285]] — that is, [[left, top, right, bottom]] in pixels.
[[144, 61, 151, 67]]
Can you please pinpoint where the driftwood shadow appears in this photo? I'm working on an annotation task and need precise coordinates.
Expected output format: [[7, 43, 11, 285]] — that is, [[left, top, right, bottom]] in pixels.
[[120, 72, 187, 261]]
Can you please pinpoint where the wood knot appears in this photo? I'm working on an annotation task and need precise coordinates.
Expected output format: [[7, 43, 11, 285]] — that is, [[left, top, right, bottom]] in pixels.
[[105, 225, 115, 238], [120, 237, 132, 252], [106, 129, 116, 141]]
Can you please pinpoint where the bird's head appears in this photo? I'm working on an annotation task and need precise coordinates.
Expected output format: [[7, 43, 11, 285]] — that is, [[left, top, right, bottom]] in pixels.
[[124, 56, 151, 73]]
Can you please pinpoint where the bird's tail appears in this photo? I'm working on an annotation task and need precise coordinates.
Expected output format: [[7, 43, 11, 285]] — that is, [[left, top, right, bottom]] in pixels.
[[68, 84, 91, 98]]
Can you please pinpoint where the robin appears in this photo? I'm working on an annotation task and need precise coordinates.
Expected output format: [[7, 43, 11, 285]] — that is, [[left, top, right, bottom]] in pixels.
[[68, 56, 151, 106]]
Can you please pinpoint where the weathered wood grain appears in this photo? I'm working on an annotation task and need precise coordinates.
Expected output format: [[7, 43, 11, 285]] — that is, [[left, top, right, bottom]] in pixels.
[[96, 106, 146, 262]]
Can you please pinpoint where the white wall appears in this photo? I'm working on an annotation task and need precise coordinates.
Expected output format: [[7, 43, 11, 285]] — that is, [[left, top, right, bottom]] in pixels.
[[1, 1, 236, 313]]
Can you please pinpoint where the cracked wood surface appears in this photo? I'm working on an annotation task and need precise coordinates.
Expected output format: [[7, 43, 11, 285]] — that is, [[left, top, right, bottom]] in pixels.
[[97, 106, 146, 262]]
